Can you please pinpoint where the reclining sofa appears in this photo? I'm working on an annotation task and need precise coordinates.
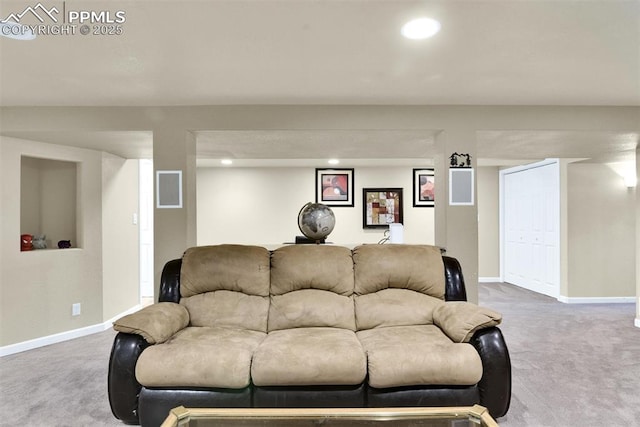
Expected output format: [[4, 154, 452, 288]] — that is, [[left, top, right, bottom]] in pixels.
[[108, 244, 511, 426]]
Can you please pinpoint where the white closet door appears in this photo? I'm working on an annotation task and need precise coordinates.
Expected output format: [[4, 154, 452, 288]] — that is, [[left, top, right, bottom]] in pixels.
[[502, 161, 559, 298]]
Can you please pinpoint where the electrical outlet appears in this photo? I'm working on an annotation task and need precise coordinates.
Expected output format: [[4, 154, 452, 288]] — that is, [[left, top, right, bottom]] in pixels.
[[72, 303, 81, 316]]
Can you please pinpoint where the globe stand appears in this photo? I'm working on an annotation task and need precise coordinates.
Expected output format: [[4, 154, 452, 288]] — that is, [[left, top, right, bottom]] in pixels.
[[295, 235, 326, 245]]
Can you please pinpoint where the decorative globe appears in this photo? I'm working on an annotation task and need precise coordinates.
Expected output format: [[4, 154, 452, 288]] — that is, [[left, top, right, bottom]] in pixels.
[[297, 202, 336, 241]]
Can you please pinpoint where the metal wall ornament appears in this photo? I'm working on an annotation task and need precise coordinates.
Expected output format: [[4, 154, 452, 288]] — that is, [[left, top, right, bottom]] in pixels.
[[450, 153, 472, 168]]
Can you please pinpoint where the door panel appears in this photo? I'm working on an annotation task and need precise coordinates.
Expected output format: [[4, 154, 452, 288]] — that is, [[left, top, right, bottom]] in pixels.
[[502, 162, 559, 298]]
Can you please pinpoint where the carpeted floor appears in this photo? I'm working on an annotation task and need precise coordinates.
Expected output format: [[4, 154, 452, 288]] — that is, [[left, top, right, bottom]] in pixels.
[[1, 282, 639, 426], [480, 283, 640, 427]]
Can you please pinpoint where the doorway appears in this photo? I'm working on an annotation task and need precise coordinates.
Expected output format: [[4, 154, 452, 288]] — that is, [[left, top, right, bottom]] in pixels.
[[500, 159, 560, 298], [139, 159, 154, 301]]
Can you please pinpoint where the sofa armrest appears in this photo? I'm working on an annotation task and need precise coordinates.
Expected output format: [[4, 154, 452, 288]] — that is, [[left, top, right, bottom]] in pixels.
[[433, 301, 501, 343], [469, 327, 512, 418], [113, 302, 189, 344], [108, 332, 149, 424], [160, 258, 182, 303], [443, 256, 467, 301]]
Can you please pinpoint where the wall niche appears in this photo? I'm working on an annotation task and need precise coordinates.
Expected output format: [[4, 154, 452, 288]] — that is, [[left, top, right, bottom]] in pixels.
[[21, 156, 78, 250]]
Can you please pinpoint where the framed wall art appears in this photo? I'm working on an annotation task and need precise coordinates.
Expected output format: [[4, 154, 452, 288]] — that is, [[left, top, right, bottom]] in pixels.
[[315, 168, 354, 207], [413, 168, 435, 207], [363, 188, 403, 228]]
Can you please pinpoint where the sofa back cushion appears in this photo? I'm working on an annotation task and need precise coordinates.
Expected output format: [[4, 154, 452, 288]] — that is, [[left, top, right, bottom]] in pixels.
[[353, 244, 445, 330], [268, 245, 355, 331], [179, 245, 271, 332]]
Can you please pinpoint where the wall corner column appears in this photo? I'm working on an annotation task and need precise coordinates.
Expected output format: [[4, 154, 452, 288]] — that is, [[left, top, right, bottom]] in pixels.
[[435, 129, 479, 303], [153, 127, 197, 301]]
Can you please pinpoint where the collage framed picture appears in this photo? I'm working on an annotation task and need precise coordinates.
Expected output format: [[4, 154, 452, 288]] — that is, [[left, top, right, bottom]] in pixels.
[[413, 168, 435, 207], [362, 188, 403, 228], [315, 168, 354, 207]]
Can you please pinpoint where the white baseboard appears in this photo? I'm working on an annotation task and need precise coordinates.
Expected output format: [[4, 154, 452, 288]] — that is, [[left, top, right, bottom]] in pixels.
[[557, 295, 636, 304], [635, 318, 640, 328], [479, 277, 502, 283], [0, 304, 142, 357]]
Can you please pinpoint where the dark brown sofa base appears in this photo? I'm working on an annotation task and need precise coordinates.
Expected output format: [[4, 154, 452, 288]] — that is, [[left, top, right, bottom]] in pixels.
[[137, 384, 481, 427]]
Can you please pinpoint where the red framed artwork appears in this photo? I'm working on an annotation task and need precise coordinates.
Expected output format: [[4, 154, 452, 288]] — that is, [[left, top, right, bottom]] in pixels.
[[315, 168, 354, 207]]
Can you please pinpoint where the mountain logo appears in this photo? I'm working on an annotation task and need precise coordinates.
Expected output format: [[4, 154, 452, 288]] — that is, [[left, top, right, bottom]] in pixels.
[[1, 3, 60, 24]]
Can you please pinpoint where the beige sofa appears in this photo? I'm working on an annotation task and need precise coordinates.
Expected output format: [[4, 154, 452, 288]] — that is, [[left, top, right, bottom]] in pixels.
[[109, 244, 511, 426]]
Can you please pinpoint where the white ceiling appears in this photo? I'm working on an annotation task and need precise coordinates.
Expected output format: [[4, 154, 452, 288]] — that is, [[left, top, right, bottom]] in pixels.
[[0, 0, 638, 164]]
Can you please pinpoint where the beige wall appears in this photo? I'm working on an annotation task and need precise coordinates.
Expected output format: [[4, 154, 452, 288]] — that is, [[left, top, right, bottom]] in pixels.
[[477, 167, 500, 279], [567, 163, 636, 298], [102, 155, 140, 320], [1, 137, 103, 346], [20, 157, 42, 237], [483, 160, 636, 298], [0, 137, 140, 348], [197, 166, 435, 246]]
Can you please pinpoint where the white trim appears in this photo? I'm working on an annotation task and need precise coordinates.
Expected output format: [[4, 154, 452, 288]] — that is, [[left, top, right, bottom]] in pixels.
[[0, 304, 142, 357], [557, 296, 635, 304], [479, 277, 502, 283], [635, 318, 640, 328]]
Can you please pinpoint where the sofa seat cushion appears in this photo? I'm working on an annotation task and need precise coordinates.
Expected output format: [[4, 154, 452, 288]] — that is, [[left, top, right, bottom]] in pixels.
[[251, 327, 367, 386], [135, 326, 266, 389], [356, 325, 482, 388]]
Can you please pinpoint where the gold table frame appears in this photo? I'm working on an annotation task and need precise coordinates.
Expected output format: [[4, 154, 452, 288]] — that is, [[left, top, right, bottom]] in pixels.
[[161, 404, 499, 427]]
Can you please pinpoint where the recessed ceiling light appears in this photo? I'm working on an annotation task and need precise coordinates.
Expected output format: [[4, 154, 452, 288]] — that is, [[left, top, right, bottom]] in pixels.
[[221, 159, 233, 165], [401, 17, 441, 40], [0, 21, 36, 40], [328, 159, 340, 165]]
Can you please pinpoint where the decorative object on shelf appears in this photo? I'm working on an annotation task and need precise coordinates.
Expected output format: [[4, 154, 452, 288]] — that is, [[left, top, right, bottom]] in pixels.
[[315, 168, 354, 207], [32, 234, 47, 249], [363, 188, 403, 229], [449, 152, 472, 168], [413, 168, 435, 207], [58, 240, 72, 249], [21, 234, 33, 251], [297, 202, 335, 242]]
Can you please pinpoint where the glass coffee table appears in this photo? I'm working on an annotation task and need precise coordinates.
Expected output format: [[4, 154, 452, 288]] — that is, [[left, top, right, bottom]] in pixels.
[[161, 405, 499, 427]]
